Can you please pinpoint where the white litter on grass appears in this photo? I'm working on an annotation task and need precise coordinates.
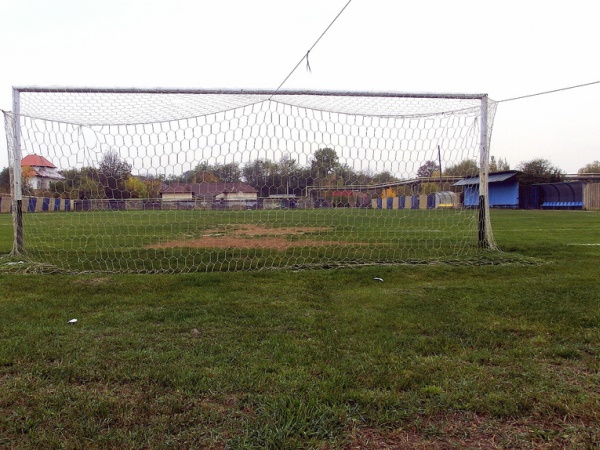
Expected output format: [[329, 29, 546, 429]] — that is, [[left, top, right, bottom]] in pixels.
[[68, 318, 78, 324], [3, 261, 25, 266], [373, 277, 384, 282]]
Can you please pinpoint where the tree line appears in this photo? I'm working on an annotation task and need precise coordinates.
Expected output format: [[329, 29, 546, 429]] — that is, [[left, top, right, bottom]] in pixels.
[[1, 151, 599, 198], [0, 148, 396, 199]]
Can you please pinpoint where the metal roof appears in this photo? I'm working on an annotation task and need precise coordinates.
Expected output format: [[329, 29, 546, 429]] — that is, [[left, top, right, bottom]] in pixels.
[[21, 154, 56, 168], [453, 171, 519, 186]]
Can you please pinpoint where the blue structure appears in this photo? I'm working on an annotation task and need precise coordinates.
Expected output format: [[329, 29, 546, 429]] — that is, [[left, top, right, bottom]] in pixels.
[[534, 181, 583, 209], [453, 170, 520, 208]]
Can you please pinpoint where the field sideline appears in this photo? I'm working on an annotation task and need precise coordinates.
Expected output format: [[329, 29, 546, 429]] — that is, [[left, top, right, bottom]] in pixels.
[[0, 210, 599, 448]]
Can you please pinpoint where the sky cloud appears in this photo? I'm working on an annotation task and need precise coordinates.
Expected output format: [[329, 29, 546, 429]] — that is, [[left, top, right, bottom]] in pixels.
[[1, 0, 599, 173]]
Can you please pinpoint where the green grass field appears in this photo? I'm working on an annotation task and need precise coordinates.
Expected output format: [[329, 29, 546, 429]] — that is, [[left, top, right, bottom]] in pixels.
[[1, 208, 509, 273], [0, 210, 599, 448]]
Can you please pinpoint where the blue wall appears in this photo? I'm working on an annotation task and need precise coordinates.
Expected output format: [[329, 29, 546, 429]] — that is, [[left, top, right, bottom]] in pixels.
[[489, 182, 519, 208], [463, 181, 519, 208], [463, 186, 478, 207]]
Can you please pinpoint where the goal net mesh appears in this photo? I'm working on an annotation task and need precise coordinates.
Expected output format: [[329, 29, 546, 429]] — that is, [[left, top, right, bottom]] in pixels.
[[3, 89, 498, 273]]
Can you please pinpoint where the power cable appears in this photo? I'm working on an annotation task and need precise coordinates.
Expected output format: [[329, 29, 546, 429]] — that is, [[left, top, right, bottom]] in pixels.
[[272, 0, 354, 94], [498, 80, 600, 103]]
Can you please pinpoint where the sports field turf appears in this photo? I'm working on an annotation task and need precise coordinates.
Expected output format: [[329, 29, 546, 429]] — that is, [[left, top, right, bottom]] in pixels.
[[3, 208, 502, 272], [0, 210, 598, 448]]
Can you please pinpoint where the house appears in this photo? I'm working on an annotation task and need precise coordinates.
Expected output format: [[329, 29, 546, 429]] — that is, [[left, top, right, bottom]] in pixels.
[[160, 182, 258, 209], [21, 154, 65, 190], [453, 170, 520, 208], [160, 183, 195, 202]]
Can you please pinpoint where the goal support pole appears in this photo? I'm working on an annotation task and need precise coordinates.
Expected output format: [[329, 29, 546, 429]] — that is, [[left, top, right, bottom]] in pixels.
[[478, 95, 490, 248], [10, 87, 24, 255]]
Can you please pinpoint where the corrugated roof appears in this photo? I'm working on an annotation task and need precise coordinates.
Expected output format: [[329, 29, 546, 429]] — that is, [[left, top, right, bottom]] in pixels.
[[453, 171, 519, 186], [21, 154, 56, 168], [34, 167, 65, 180]]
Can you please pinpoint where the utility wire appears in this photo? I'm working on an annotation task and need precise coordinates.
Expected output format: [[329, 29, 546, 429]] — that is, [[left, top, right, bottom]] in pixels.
[[498, 80, 600, 103], [272, 0, 354, 95]]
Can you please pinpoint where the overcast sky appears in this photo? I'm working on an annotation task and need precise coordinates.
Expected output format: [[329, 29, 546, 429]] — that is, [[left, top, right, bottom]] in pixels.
[[1, 0, 598, 174]]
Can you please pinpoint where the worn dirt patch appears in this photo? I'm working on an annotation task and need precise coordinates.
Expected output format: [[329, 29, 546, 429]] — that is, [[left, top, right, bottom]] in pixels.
[[146, 224, 353, 251], [340, 412, 597, 449], [73, 277, 112, 286], [207, 224, 331, 237]]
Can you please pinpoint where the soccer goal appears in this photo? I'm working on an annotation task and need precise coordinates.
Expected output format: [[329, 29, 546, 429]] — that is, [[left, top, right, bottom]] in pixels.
[[3, 87, 498, 273]]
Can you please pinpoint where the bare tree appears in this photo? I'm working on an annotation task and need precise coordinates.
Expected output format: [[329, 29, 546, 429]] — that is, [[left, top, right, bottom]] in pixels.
[[417, 160, 439, 178], [99, 150, 132, 199]]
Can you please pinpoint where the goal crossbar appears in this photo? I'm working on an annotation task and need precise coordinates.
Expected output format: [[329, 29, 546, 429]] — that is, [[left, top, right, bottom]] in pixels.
[[13, 86, 487, 99]]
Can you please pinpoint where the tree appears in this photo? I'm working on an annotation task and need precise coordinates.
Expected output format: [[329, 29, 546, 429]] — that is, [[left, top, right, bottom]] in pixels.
[[277, 155, 301, 195], [78, 174, 105, 199], [311, 148, 339, 180], [20, 165, 36, 196], [420, 181, 441, 195], [517, 158, 564, 186], [56, 166, 102, 199], [417, 160, 439, 178], [0, 167, 10, 193], [213, 162, 242, 183], [125, 177, 148, 198], [443, 159, 478, 177], [490, 156, 510, 172], [242, 159, 277, 197], [578, 160, 600, 174], [99, 150, 132, 199], [352, 170, 377, 186], [190, 162, 241, 183], [143, 177, 163, 199]]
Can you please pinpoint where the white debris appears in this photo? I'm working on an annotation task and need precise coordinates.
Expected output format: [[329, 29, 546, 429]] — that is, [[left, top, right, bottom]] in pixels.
[[373, 277, 384, 282], [68, 318, 78, 324]]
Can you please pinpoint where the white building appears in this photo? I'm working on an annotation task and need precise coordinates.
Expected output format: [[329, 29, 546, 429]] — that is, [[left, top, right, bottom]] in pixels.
[[21, 154, 65, 190], [160, 182, 258, 208]]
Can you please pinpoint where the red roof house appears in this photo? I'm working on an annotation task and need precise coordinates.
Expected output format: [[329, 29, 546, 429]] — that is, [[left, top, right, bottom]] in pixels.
[[21, 154, 57, 169], [21, 154, 65, 190]]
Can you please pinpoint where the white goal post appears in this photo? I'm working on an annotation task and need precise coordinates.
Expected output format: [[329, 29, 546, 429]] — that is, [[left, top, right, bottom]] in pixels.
[[3, 87, 498, 273]]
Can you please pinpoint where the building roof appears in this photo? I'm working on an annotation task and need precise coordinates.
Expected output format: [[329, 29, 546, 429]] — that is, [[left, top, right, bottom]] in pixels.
[[21, 154, 57, 168], [161, 182, 258, 196], [453, 170, 520, 186], [564, 173, 600, 182], [32, 167, 65, 180], [531, 180, 583, 187]]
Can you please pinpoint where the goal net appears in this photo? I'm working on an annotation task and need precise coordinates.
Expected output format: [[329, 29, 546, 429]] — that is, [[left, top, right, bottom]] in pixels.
[[3, 88, 498, 273]]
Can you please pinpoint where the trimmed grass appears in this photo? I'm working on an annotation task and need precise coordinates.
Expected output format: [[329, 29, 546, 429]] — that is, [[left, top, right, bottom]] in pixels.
[[0, 210, 599, 448], [3, 208, 501, 272]]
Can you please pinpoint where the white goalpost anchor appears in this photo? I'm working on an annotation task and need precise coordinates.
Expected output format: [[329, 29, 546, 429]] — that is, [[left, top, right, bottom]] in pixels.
[[478, 94, 494, 249]]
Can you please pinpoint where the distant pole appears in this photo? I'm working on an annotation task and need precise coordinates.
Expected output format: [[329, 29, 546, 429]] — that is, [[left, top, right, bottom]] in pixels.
[[438, 145, 443, 190]]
